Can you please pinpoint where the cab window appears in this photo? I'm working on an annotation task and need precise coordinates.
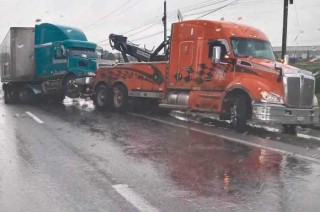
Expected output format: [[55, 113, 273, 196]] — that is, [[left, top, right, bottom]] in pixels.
[[208, 39, 229, 59]]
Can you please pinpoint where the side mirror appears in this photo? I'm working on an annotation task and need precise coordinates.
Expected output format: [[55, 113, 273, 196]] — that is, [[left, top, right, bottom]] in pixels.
[[212, 46, 221, 63], [54, 45, 67, 59]]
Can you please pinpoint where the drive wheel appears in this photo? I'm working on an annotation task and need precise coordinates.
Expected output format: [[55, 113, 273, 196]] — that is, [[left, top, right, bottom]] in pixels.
[[93, 84, 112, 109], [231, 94, 248, 132], [18, 86, 34, 104], [4, 85, 18, 104], [4, 90, 12, 104], [112, 84, 128, 112]]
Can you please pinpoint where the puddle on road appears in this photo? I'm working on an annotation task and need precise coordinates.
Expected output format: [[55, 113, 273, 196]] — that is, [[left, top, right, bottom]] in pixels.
[[119, 124, 320, 211]]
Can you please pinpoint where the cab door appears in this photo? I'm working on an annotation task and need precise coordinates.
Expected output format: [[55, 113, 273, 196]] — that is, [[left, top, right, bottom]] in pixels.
[[200, 39, 234, 90], [176, 41, 195, 88]]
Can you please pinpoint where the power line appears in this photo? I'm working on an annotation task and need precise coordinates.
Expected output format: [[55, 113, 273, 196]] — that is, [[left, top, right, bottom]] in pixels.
[[181, 0, 227, 13], [117, 0, 227, 38], [99, 0, 251, 48], [131, 29, 171, 42], [122, 18, 161, 35], [195, 0, 239, 19], [83, 0, 135, 30], [127, 22, 159, 37], [293, 2, 304, 47]]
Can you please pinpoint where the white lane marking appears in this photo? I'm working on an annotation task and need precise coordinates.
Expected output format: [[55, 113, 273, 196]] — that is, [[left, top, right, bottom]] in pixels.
[[25, 111, 44, 124], [129, 112, 320, 164], [112, 184, 157, 212], [298, 133, 320, 142]]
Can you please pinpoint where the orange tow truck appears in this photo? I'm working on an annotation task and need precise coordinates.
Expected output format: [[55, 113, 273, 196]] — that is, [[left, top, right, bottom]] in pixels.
[[91, 20, 319, 132]]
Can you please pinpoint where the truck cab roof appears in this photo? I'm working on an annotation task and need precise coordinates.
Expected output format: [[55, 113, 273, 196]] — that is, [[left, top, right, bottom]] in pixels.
[[172, 20, 269, 42], [35, 23, 91, 45]]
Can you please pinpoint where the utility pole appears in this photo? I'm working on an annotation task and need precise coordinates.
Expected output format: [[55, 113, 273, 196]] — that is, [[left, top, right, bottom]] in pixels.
[[281, 0, 293, 59], [162, 0, 167, 52]]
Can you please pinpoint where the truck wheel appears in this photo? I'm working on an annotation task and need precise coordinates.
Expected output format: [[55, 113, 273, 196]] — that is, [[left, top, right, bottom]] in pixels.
[[231, 94, 248, 132], [93, 84, 112, 109], [4, 90, 12, 104], [112, 84, 128, 112], [4, 86, 18, 104], [18, 86, 33, 104], [282, 124, 297, 135]]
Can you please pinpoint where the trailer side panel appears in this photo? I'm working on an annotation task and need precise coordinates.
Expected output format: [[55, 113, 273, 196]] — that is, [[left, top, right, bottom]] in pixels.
[[0, 27, 35, 82]]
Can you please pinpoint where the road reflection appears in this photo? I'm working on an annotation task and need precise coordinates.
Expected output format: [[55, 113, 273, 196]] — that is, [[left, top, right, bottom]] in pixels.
[[121, 126, 320, 210]]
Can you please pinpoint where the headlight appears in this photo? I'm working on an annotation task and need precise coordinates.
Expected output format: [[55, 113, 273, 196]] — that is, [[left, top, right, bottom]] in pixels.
[[87, 72, 96, 77], [314, 95, 319, 107], [260, 91, 283, 104]]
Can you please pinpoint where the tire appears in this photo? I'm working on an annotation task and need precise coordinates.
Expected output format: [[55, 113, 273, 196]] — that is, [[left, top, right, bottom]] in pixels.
[[282, 124, 297, 135], [4, 85, 18, 104], [231, 94, 248, 132], [112, 84, 128, 112], [18, 86, 34, 104], [93, 84, 112, 109], [4, 90, 11, 104]]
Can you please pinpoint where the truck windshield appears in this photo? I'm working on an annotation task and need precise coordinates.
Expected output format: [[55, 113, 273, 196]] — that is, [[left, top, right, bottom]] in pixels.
[[231, 38, 275, 60], [68, 48, 97, 58]]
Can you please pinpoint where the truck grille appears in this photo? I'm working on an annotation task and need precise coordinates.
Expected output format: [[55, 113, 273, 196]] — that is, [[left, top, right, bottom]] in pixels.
[[285, 75, 315, 108]]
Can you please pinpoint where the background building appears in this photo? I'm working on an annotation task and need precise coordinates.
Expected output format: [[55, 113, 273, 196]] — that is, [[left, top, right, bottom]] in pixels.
[[273, 46, 320, 62]]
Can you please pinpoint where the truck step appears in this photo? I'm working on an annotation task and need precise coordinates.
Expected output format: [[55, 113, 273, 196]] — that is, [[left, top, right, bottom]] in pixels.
[[159, 104, 189, 110]]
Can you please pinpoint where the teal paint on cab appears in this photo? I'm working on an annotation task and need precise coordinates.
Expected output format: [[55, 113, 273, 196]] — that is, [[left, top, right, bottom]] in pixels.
[[34, 23, 97, 80], [35, 23, 88, 44]]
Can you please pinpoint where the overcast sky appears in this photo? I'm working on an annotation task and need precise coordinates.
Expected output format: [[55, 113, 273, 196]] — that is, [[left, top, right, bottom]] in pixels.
[[0, 0, 319, 51]]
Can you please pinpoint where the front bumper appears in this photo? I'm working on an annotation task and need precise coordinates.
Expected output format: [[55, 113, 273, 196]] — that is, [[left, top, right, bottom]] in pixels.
[[252, 102, 320, 125], [75, 77, 95, 97], [75, 77, 95, 86]]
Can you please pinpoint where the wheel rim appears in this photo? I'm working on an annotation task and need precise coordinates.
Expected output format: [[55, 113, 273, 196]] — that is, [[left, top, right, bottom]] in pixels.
[[97, 89, 106, 106], [113, 88, 123, 108]]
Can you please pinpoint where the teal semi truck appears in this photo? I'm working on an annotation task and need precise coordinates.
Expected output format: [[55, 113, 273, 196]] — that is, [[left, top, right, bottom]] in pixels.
[[0, 23, 97, 104]]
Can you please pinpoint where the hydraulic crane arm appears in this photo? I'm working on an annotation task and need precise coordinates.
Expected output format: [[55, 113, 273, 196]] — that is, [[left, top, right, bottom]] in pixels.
[[109, 34, 169, 62]]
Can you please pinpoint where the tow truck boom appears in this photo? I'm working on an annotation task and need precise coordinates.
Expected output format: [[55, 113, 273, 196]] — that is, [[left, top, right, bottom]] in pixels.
[[109, 34, 169, 62]]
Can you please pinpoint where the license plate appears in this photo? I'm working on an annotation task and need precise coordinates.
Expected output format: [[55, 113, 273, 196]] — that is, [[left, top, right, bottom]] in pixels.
[[297, 116, 305, 122]]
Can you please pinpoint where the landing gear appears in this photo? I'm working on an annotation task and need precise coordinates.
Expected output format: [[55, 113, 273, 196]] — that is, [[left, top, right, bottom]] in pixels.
[[230, 94, 249, 133], [112, 84, 128, 112]]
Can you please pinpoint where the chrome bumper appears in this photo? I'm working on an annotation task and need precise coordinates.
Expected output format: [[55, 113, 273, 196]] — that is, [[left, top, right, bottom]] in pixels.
[[252, 102, 320, 125], [75, 77, 94, 86]]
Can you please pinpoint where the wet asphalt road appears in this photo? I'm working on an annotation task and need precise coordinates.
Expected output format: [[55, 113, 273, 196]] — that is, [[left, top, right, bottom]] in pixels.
[[1, 97, 320, 212]]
